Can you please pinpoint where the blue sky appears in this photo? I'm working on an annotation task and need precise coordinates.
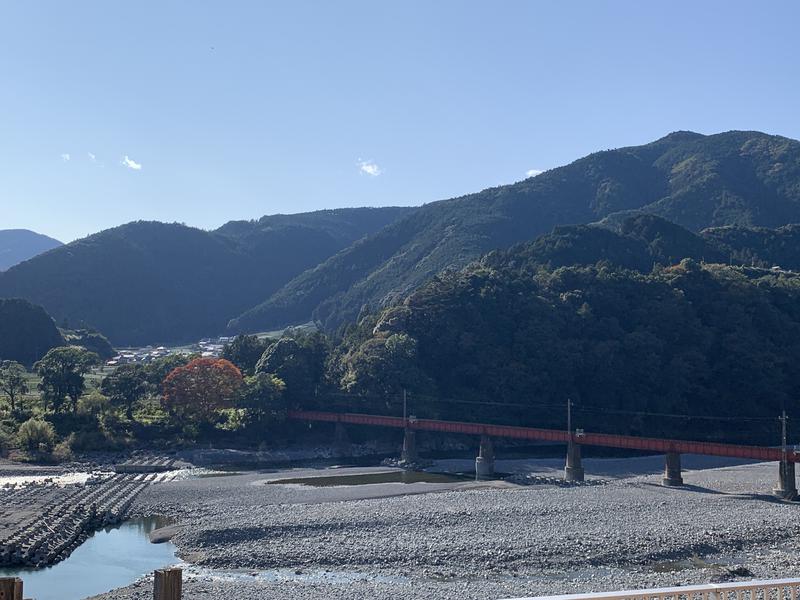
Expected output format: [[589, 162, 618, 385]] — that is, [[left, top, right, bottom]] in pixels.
[[1, 1, 799, 242]]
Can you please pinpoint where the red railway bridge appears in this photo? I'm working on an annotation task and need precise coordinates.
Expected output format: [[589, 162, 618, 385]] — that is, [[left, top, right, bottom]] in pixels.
[[287, 410, 799, 499]]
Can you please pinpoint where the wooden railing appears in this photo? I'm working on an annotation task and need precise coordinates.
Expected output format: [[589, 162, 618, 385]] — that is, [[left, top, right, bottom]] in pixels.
[[2, 571, 797, 600], [0, 567, 182, 600], [503, 579, 800, 600]]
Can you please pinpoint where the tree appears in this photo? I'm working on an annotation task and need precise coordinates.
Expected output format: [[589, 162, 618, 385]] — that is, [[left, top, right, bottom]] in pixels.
[[35, 347, 99, 413], [0, 361, 29, 412], [61, 328, 116, 360], [239, 373, 286, 425], [145, 354, 192, 386], [161, 358, 243, 423], [17, 418, 57, 454], [255, 333, 329, 404], [340, 333, 430, 397], [79, 389, 111, 417], [101, 364, 148, 419], [221, 334, 273, 376]]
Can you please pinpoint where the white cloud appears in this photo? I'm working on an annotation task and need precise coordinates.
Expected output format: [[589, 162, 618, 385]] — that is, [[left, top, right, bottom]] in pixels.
[[358, 159, 382, 177], [525, 168, 543, 178], [88, 152, 96, 162], [60, 153, 71, 162], [122, 155, 142, 170]]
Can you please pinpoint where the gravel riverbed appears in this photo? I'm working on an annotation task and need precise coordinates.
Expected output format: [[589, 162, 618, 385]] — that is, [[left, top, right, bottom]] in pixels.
[[89, 458, 800, 600]]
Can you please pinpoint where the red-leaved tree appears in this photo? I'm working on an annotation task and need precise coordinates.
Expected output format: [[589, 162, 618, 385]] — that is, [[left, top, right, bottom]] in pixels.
[[162, 358, 243, 422]]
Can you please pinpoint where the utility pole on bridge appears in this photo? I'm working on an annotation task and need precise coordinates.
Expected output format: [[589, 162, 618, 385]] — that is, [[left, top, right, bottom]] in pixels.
[[565, 398, 584, 482], [781, 409, 788, 463], [774, 409, 797, 500], [401, 388, 417, 463], [567, 398, 572, 438]]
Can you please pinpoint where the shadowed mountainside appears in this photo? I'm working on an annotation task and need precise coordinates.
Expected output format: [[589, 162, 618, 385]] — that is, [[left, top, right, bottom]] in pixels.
[[0, 298, 65, 365], [0, 207, 414, 345]]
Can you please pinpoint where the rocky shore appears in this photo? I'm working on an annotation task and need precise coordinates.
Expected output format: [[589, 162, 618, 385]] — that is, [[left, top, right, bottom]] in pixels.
[[91, 458, 800, 600]]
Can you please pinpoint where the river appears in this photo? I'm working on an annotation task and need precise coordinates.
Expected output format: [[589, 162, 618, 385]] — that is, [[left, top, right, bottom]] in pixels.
[[0, 517, 178, 600]]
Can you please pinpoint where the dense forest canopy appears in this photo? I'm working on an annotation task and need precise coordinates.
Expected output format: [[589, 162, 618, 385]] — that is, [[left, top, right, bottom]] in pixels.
[[701, 223, 800, 271], [485, 215, 800, 275], [231, 130, 800, 334], [331, 220, 800, 444], [0, 298, 65, 365], [4, 210, 800, 454]]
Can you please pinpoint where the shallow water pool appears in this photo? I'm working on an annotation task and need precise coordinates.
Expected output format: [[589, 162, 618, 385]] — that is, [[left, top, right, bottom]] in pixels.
[[0, 517, 178, 600], [267, 470, 468, 486]]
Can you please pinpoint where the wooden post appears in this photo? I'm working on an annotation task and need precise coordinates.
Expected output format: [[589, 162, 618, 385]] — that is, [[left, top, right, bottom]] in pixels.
[[154, 568, 182, 600], [0, 578, 21, 600]]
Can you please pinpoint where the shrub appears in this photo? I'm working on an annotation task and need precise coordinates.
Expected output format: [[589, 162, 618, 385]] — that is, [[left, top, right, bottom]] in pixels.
[[17, 418, 57, 454], [68, 428, 120, 452], [52, 439, 73, 462], [0, 426, 15, 456], [79, 390, 110, 417]]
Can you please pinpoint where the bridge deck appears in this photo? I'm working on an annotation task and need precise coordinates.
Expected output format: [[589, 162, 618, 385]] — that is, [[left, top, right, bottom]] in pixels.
[[288, 410, 799, 463]]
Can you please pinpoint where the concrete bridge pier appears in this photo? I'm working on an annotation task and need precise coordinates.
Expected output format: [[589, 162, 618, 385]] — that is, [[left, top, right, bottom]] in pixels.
[[401, 428, 418, 463], [475, 434, 495, 480], [564, 440, 584, 482], [773, 460, 797, 500], [662, 452, 684, 486], [333, 421, 350, 456]]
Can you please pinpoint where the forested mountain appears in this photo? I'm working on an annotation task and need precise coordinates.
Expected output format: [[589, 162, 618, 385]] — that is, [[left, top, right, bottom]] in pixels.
[[0, 208, 413, 345], [702, 223, 800, 270], [0, 298, 65, 365], [229, 130, 800, 333], [487, 215, 800, 274], [334, 240, 800, 443], [496, 216, 725, 273], [0, 229, 62, 271]]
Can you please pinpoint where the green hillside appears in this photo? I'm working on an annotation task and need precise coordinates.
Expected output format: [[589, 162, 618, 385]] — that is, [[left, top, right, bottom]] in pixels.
[[491, 215, 725, 274], [335, 234, 800, 443], [0, 208, 413, 345], [230, 130, 800, 334], [702, 223, 800, 270], [0, 298, 65, 365]]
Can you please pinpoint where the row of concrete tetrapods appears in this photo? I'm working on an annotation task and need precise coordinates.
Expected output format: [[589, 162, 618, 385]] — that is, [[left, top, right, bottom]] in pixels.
[[393, 427, 798, 500]]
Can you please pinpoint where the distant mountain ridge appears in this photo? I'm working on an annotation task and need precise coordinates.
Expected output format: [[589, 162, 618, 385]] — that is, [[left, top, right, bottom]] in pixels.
[[0, 229, 62, 271], [0, 207, 414, 345], [228, 130, 800, 333], [5, 130, 800, 346]]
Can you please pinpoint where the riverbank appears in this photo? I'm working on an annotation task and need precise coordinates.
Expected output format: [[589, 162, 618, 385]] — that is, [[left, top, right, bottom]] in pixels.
[[92, 456, 800, 600], [0, 470, 170, 568]]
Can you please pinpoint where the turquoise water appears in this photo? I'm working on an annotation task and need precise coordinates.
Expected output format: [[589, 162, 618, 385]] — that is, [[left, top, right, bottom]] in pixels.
[[0, 517, 178, 600]]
